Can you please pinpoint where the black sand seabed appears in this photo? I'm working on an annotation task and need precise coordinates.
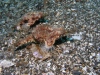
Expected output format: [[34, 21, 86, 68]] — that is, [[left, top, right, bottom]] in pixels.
[[0, 0, 100, 75]]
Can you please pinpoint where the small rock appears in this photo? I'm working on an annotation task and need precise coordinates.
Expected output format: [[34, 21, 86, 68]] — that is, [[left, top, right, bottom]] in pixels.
[[90, 55, 92, 59], [55, 22, 59, 24], [91, 53, 96, 56], [4, 41, 8, 45], [71, 8, 76, 11], [47, 62, 51, 68], [97, 53, 100, 62], [89, 43, 93, 46], [56, 12, 60, 17]]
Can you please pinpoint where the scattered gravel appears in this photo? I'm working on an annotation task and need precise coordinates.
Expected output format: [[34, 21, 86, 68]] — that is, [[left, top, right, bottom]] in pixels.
[[0, 0, 100, 75]]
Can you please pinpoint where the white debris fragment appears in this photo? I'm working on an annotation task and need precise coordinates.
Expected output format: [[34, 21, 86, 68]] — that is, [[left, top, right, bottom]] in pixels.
[[47, 62, 51, 68], [71, 32, 83, 40], [72, 35, 82, 40], [0, 60, 14, 68]]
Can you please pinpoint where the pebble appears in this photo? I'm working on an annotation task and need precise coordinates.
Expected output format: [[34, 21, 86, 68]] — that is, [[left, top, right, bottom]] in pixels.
[[89, 43, 93, 46], [84, 42, 88, 44], [89, 56, 92, 59], [55, 22, 59, 24], [56, 12, 60, 17], [47, 62, 51, 68], [96, 53, 100, 62], [90, 53, 96, 59], [91, 53, 96, 56], [4, 41, 7, 45], [71, 8, 76, 11]]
